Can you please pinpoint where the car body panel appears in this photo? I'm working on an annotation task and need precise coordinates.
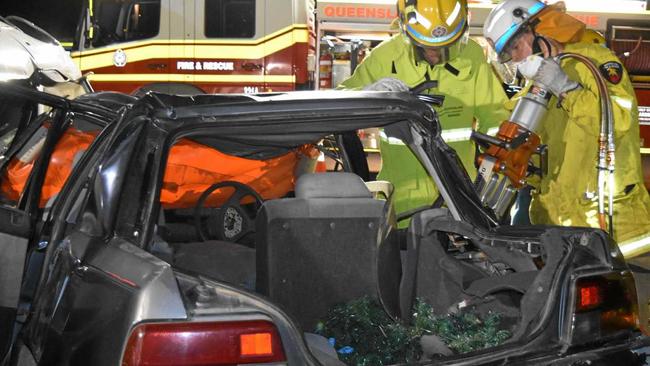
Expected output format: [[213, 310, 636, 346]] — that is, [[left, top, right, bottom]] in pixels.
[[0, 17, 80, 83], [0, 83, 646, 365]]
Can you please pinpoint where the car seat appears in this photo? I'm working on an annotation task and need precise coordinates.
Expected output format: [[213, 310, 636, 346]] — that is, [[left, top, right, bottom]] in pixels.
[[256, 173, 401, 330]]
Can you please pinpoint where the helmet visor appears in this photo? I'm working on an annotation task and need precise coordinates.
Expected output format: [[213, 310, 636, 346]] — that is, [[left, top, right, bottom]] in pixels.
[[496, 27, 529, 63], [477, 36, 518, 85], [414, 25, 469, 64]]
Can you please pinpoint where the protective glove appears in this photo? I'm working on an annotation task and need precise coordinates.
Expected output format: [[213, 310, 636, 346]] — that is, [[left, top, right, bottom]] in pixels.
[[362, 77, 410, 92], [517, 55, 581, 97]]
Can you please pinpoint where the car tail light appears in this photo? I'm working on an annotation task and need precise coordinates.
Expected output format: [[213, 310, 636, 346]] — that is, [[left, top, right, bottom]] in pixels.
[[122, 320, 286, 366], [240, 333, 273, 356], [571, 272, 639, 344], [577, 281, 603, 312]]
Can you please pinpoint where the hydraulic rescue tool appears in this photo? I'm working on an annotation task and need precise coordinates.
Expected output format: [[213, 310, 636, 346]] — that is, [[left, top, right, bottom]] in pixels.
[[471, 54, 615, 235], [471, 82, 549, 221]]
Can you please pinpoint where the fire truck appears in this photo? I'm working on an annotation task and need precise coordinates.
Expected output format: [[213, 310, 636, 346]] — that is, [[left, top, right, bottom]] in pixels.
[[67, 0, 318, 95], [67, 0, 398, 95], [2, 0, 321, 94], [62, 0, 399, 95]]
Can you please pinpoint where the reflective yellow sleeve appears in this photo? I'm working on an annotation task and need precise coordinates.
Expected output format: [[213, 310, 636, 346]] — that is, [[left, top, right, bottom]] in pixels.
[[559, 86, 600, 127], [336, 53, 388, 90], [473, 63, 510, 133]]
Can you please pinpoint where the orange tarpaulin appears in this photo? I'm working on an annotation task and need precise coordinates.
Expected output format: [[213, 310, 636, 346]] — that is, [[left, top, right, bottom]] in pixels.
[[1, 128, 318, 208], [161, 139, 318, 208], [1, 128, 98, 206]]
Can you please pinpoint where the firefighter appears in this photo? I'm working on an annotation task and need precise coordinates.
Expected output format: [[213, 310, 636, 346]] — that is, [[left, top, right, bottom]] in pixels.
[[339, 0, 509, 226], [484, 0, 650, 255]]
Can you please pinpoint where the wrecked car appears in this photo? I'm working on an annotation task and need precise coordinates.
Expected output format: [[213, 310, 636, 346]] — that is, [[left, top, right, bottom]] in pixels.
[[0, 16, 86, 97], [0, 78, 648, 365]]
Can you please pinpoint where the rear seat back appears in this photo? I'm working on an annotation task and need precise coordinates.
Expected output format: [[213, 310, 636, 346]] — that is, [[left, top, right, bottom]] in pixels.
[[256, 173, 401, 330]]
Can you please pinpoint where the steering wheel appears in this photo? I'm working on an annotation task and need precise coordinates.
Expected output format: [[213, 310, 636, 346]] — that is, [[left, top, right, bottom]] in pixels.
[[194, 181, 264, 243]]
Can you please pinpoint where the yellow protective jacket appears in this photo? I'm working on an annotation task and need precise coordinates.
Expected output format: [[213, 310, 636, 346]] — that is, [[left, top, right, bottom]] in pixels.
[[511, 42, 650, 255], [339, 34, 509, 225]]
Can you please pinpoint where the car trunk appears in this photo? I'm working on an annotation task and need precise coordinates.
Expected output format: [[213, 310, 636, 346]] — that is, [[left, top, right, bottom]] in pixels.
[[157, 158, 581, 364], [163, 203, 594, 364]]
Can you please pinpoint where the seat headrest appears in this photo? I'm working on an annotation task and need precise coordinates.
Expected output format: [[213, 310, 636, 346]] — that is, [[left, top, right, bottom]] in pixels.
[[295, 173, 372, 199]]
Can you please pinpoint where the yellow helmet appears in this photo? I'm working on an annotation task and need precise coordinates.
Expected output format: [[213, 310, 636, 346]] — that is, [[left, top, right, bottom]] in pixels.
[[397, 0, 469, 48]]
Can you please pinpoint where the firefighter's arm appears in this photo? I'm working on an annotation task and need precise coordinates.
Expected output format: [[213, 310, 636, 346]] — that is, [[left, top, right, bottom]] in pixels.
[[473, 62, 510, 134], [336, 52, 389, 90], [560, 56, 635, 134]]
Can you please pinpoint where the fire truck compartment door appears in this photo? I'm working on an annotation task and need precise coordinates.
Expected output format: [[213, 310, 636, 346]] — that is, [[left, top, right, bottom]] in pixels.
[[264, 0, 292, 92], [79, 0, 172, 93], [191, 0, 265, 94]]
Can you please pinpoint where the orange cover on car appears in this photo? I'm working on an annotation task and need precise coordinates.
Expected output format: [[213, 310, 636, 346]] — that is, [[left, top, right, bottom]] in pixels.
[[2, 129, 317, 208]]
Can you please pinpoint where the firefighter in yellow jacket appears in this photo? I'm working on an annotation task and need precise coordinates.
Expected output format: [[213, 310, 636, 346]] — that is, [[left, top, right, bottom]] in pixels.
[[339, 0, 509, 226], [484, 0, 650, 256]]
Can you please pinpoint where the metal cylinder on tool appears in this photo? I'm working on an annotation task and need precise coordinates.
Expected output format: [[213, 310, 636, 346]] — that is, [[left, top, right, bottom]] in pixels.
[[472, 83, 552, 220]]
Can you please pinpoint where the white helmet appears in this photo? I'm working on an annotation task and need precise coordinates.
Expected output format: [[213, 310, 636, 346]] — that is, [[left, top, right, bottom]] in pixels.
[[483, 0, 546, 62]]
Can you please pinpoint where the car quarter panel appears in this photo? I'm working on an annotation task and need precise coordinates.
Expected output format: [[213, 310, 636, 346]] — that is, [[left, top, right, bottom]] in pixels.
[[34, 235, 186, 365]]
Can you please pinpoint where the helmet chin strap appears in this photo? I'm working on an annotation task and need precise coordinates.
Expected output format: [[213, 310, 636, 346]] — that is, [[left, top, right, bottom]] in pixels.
[[416, 45, 449, 66], [437, 48, 450, 65], [532, 33, 553, 58]]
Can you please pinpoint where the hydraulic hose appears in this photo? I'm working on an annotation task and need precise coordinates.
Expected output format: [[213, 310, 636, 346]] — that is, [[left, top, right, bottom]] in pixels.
[[556, 53, 615, 237]]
